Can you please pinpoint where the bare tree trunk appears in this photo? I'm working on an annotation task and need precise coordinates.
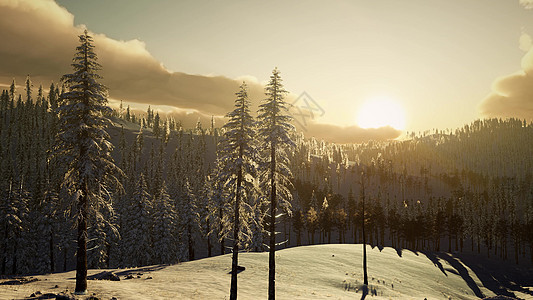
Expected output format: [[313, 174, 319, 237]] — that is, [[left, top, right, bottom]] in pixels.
[[50, 229, 55, 273], [207, 219, 212, 258], [515, 241, 519, 265], [1, 245, 5, 275], [353, 223, 356, 244], [287, 221, 291, 248], [63, 246, 68, 272], [361, 174, 368, 286], [219, 207, 225, 255], [268, 144, 276, 300], [230, 165, 243, 300], [106, 243, 111, 269], [284, 219, 288, 248], [75, 191, 88, 294], [188, 223, 194, 261], [12, 239, 18, 274]]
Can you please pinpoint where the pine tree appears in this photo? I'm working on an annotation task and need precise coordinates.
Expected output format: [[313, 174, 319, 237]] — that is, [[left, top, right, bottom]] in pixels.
[[32, 187, 58, 274], [197, 179, 213, 257], [181, 179, 199, 261], [122, 173, 153, 267], [1, 181, 29, 275], [309, 190, 318, 210], [133, 120, 145, 172], [208, 159, 228, 255], [54, 30, 122, 294], [219, 82, 258, 300], [125, 105, 131, 122], [162, 119, 170, 144], [249, 195, 267, 251], [291, 192, 304, 246], [153, 112, 161, 138], [307, 207, 318, 244], [118, 100, 124, 118], [256, 68, 295, 300], [152, 182, 178, 264], [147, 106, 153, 127], [87, 211, 109, 269], [320, 196, 332, 243], [49, 83, 58, 112], [347, 187, 356, 241], [9, 79, 16, 104], [24, 75, 33, 107]]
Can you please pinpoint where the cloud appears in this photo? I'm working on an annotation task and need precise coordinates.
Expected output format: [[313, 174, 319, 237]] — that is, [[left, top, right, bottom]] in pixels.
[[0, 0, 401, 143], [520, 0, 533, 9], [479, 32, 533, 120], [0, 0, 264, 116], [519, 32, 533, 52]]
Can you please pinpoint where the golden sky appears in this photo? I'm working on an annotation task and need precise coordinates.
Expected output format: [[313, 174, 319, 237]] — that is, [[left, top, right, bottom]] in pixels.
[[2, 0, 533, 142]]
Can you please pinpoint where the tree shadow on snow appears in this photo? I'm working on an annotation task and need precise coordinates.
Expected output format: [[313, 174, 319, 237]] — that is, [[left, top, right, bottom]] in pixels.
[[360, 284, 368, 300], [227, 265, 246, 275], [432, 253, 484, 298], [420, 251, 447, 277], [394, 247, 403, 257], [357, 284, 378, 300], [449, 253, 533, 299], [114, 265, 168, 277], [371, 244, 385, 252], [67, 265, 169, 279], [388, 246, 533, 298]]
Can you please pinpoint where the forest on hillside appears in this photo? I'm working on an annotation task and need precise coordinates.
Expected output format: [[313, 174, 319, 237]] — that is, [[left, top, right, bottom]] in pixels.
[[1, 73, 532, 278]]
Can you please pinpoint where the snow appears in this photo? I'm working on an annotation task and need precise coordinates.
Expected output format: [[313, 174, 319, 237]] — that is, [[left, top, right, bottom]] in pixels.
[[1, 244, 531, 299]]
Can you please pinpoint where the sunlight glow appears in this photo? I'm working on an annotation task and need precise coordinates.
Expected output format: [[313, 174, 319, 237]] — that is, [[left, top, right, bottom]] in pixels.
[[357, 96, 406, 130]]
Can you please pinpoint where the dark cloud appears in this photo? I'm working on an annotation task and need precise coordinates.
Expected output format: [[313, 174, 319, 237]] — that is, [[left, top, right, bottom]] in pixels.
[[0, 0, 265, 115], [0, 0, 402, 143]]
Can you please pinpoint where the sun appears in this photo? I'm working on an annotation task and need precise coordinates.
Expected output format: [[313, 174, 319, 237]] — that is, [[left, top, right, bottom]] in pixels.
[[357, 95, 406, 130]]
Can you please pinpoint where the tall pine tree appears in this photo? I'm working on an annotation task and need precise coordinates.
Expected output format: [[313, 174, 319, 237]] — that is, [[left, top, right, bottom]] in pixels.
[[55, 30, 122, 294], [257, 68, 295, 300], [220, 82, 258, 300]]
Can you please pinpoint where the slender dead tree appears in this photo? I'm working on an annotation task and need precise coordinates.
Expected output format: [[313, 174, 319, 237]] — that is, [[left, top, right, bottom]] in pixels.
[[360, 171, 368, 285]]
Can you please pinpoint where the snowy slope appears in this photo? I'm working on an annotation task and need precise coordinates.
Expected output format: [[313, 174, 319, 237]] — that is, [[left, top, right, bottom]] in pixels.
[[1, 244, 531, 299]]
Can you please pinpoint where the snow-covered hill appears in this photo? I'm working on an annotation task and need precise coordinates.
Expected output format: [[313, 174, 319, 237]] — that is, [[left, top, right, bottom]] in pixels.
[[1, 244, 532, 299]]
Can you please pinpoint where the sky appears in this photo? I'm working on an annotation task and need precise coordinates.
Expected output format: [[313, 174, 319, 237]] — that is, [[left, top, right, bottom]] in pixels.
[[2, 0, 533, 142]]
